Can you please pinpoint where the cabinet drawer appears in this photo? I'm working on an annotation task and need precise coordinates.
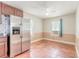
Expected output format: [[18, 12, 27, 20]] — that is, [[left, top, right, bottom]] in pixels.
[[0, 43, 5, 57]]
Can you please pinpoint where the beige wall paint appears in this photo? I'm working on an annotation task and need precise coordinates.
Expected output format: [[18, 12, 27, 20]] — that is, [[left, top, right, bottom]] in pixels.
[[43, 13, 76, 43], [76, 6, 79, 57]]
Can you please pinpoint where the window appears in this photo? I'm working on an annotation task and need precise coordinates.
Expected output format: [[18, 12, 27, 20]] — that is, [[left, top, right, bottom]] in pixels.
[[52, 19, 62, 37], [52, 21, 60, 32]]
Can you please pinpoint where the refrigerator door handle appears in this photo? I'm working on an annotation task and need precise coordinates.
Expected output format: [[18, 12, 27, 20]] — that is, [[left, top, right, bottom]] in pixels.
[[20, 35, 23, 38]]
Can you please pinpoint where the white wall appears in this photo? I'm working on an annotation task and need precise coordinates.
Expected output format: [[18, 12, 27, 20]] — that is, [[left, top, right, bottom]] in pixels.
[[23, 12, 43, 41], [76, 5, 79, 57], [43, 13, 76, 43], [43, 13, 75, 34]]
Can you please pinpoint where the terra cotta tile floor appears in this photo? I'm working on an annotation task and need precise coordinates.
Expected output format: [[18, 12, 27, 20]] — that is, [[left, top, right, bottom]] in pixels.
[[13, 40, 76, 58]]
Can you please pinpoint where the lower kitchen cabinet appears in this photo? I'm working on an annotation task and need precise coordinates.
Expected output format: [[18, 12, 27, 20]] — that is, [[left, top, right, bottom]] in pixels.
[[5, 42, 7, 57], [0, 43, 5, 57], [0, 37, 7, 57]]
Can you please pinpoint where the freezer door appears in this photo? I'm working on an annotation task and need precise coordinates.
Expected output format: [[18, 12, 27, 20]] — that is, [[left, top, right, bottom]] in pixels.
[[10, 15, 22, 57], [10, 35, 21, 57]]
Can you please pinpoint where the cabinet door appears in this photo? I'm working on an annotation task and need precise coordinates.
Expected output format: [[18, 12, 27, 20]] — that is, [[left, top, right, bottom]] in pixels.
[[0, 37, 7, 57], [2, 3, 15, 15], [5, 42, 7, 57], [0, 43, 5, 57], [15, 8, 23, 17], [8, 6, 15, 15], [1, 3, 23, 16], [0, 2, 2, 15]]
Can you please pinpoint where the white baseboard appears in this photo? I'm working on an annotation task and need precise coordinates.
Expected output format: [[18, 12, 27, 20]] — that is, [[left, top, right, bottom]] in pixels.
[[42, 38, 75, 45], [31, 38, 75, 45], [75, 46, 79, 58], [31, 38, 43, 43]]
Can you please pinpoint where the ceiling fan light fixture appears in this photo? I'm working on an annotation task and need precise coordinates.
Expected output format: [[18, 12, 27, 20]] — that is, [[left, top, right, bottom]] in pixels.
[[46, 12, 49, 16]]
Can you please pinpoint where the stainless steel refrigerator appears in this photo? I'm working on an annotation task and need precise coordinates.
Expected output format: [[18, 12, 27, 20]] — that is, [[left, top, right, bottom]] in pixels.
[[10, 16, 30, 57], [10, 15, 22, 57], [2, 15, 30, 57]]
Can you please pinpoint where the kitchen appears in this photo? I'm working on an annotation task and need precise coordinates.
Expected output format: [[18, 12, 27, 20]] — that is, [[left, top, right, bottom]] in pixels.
[[0, 1, 79, 58], [0, 2, 30, 57]]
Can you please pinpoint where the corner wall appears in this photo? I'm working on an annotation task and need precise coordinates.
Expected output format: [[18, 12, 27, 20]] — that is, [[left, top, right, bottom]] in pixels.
[[76, 6, 79, 57], [23, 12, 43, 42], [43, 13, 76, 44], [23, 12, 76, 45]]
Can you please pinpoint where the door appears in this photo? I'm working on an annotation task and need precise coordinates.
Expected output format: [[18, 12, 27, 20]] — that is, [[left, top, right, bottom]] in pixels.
[[10, 15, 22, 57], [52, 19, 63, 37], [22, 18, 30, 52]]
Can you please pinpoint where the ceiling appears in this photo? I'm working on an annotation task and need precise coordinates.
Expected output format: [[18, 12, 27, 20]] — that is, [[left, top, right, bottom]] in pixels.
[[3, 1, 79, 18]]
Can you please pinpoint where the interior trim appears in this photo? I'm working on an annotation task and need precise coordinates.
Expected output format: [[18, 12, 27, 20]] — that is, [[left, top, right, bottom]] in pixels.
[[31, 38, 75, 45], [75, 46, 79, 58], [31, 39, 43, 43], [43, 38, 75, 45]]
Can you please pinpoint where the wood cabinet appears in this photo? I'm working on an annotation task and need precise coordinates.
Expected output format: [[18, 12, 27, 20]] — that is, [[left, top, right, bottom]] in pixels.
[[0, 43, 5, 57], [0, 37, 7, 57], [0, 2, 23, 17], [0, 2, 2, 15], [10, 43, 21, 57], [2, 3, 15, 15], [15, 8, 23, 17]]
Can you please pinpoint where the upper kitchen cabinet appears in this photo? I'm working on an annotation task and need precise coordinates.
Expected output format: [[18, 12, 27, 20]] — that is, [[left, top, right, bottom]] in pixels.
[[0, 2, 1, 15], [15, 8, 23, 17], [1, 3, 23, 17], [2, 3, 15, 15]]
